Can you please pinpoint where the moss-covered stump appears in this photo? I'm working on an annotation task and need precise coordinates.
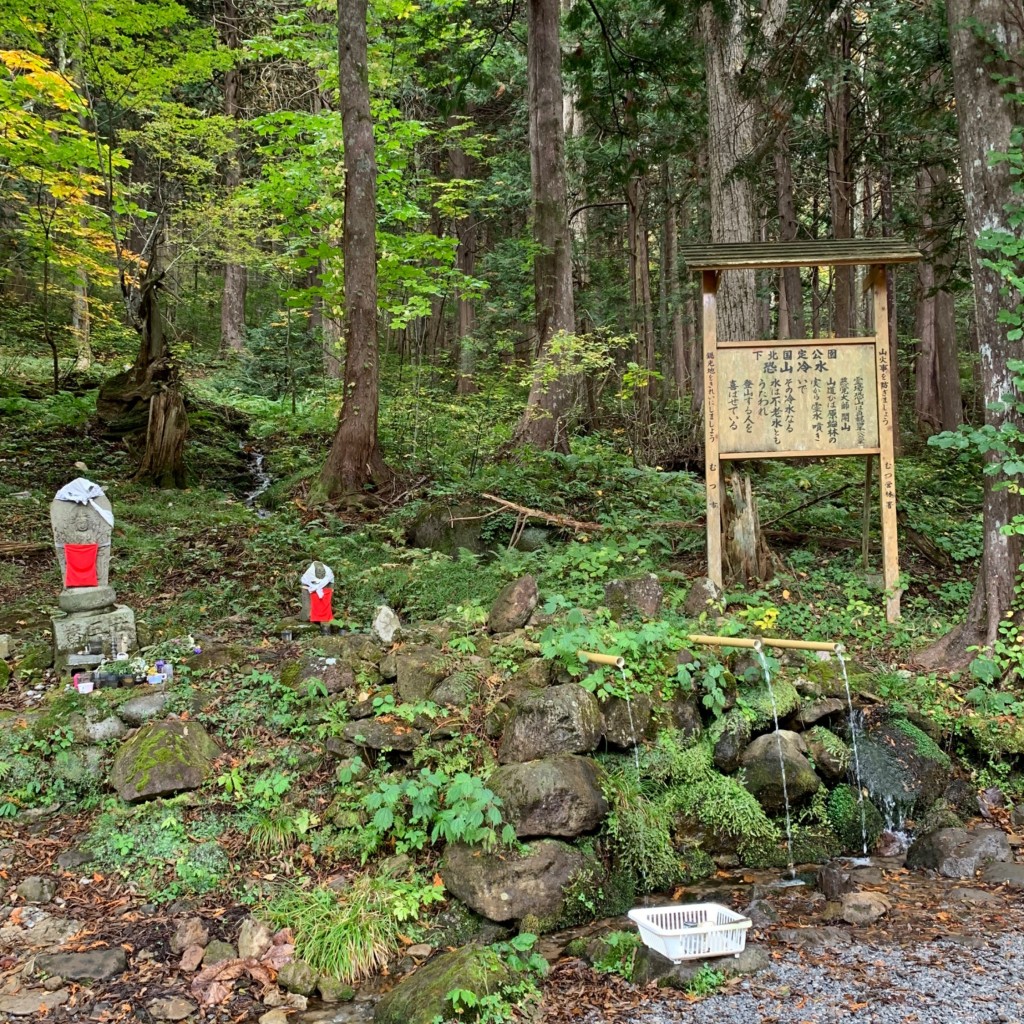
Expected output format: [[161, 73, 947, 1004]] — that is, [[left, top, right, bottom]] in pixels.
[[373, 946, 511, 1024], [109, 719, 219, 802], [827, 784, 884, 854]]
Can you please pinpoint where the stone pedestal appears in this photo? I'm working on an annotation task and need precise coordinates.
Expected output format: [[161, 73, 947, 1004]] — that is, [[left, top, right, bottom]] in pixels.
[[52, 602, 136, 673]]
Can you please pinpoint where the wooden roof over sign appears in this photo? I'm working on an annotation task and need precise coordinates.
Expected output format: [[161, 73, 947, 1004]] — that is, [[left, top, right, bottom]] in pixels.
[[680, 239, 921, 271]]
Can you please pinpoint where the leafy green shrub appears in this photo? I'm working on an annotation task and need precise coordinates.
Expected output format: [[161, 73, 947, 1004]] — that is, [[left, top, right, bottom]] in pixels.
[[591, 930, 641, 980], [343, 767, 514, 863], [685, 964, 725, 997]]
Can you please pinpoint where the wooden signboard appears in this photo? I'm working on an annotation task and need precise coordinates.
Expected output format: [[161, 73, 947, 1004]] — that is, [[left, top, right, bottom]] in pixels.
[[686, 243, 919, 625]]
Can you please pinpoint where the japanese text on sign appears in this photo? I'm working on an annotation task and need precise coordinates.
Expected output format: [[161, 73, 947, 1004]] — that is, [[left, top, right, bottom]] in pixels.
[[716, 343, 880, 455]]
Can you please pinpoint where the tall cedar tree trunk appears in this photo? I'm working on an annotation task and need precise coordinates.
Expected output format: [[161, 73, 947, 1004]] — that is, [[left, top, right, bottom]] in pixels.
[[514, 0, 575, 451], [72, 266, 92, 369], [219, 0, 247, 354], [95, 228, 188, 487], [826, 9, 855, 336], [700, 2, 758, 341], [918, 0, 1023, 669], [774, 127, 805, 340], [451, 136, 477, 394], [627, 171, 655, 437], [320, 0, 391, 496], [915, 166, 963, 434], [660, 162, 688, 397]]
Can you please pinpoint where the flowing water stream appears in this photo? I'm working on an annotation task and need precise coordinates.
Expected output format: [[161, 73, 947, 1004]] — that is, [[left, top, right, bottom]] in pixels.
[[241, 443, 273, 517], [836, 646, 870, 854], [619, 666, 641, 775], [754, 642, 796, 879]]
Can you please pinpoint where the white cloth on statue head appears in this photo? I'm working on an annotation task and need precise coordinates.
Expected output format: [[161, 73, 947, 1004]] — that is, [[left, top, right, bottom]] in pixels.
[[301, 562, 335, 598], [54, 477, 115, 529]]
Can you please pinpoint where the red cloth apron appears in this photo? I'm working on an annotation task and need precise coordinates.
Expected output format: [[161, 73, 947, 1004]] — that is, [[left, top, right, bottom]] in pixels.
[[309, 587, 333, 623], [64, 543, 99, 587]]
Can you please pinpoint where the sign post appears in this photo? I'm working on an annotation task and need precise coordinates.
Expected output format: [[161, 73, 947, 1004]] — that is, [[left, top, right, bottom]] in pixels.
[[683, 241, 920, 624]]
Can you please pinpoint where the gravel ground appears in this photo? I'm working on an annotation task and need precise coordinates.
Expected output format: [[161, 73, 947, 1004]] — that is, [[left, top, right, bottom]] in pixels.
[[643, 934, 1024, 1024]]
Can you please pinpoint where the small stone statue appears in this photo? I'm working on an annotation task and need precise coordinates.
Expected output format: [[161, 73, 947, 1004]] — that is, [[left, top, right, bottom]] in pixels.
[[301, 561, 335, 627], [49, 476, 136, 670], [51, 478, 114, 591]]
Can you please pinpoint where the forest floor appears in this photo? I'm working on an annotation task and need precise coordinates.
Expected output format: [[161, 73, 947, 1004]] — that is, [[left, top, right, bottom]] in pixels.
[[3, 793, 1024, 1024], [0, 359, 1016, 1024]]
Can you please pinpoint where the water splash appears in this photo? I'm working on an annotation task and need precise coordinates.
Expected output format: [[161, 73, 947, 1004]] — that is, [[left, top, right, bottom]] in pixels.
[[754, 643, 796, 879], [836, 647, 869, 855]]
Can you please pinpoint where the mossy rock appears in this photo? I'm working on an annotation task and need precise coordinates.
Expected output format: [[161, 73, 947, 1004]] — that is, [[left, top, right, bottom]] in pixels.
[[917, 798, 964, 835], [373, 946, 511, 1024], [709, 710, 751, 773], [801, 657, 874, 699], [827, 784, 884, 854], [857, 712, 953, 821], [0, 659, 10, 690], [739, 678, 801, 729], [805, 726, 851, 780], [279, 660, 302, 689], [109, 719, 220, 802], [741, 824, 841, 868], [187, 644, 245, 671], [16, 642, 53, 676]]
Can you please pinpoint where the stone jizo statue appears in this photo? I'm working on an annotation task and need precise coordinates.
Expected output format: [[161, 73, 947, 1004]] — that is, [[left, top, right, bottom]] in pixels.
[[301, 561, 334, 624], [51, 478, 114, 591], [48, 477, 135, 668]]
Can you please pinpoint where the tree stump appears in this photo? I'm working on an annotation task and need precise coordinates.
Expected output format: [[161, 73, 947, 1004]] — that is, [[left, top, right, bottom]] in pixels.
[[722, 470, 774, 583]]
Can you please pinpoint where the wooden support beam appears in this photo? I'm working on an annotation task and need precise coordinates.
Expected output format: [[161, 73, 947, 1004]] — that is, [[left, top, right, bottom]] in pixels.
[[871, 265, 901, 622], [703, 270, 722, 589]]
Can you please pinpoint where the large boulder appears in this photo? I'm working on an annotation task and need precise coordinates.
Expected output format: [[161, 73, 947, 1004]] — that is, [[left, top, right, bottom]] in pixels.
[[109, 720, 219, 802], [906, 826, 1011, 878], [374, 946, 511, 1024], [498, 685, 603, 763], [856, 713, 954, 825], [604, 573, 663, 619], [394, 646, 448, 703], [488, 576, 538, 633], [739, 730, 821, 812], [408, 501, 491, 556], [440, 839, 586, 922], [488, 756, 607, 838]]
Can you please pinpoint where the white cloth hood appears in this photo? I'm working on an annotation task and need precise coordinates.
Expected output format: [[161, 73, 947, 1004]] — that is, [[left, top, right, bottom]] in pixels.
[[54, 477, 114, 529], [301, 562, 335, 598]]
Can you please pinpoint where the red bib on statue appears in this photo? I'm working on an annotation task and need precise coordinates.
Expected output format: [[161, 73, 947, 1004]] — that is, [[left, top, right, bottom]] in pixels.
[[64, 543, 99, 587], [309, 587, 333, 623]]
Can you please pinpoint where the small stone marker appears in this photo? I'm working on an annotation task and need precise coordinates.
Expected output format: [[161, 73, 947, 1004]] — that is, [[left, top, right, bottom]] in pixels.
[[301, 561, 334, 626], [49, 477, 136, 671]]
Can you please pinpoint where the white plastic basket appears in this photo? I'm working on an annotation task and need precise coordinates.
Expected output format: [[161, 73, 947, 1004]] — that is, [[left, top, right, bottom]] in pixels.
[[628, 903, 751, 962]]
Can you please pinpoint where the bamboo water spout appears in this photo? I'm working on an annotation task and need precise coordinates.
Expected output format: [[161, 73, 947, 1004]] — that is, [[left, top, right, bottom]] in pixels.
[[577, 650, 626, 669], [687, 634, 842, 654]]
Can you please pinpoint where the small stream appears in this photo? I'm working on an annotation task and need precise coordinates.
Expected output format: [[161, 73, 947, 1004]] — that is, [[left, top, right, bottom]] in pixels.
[[240, 443, 273, 517]]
